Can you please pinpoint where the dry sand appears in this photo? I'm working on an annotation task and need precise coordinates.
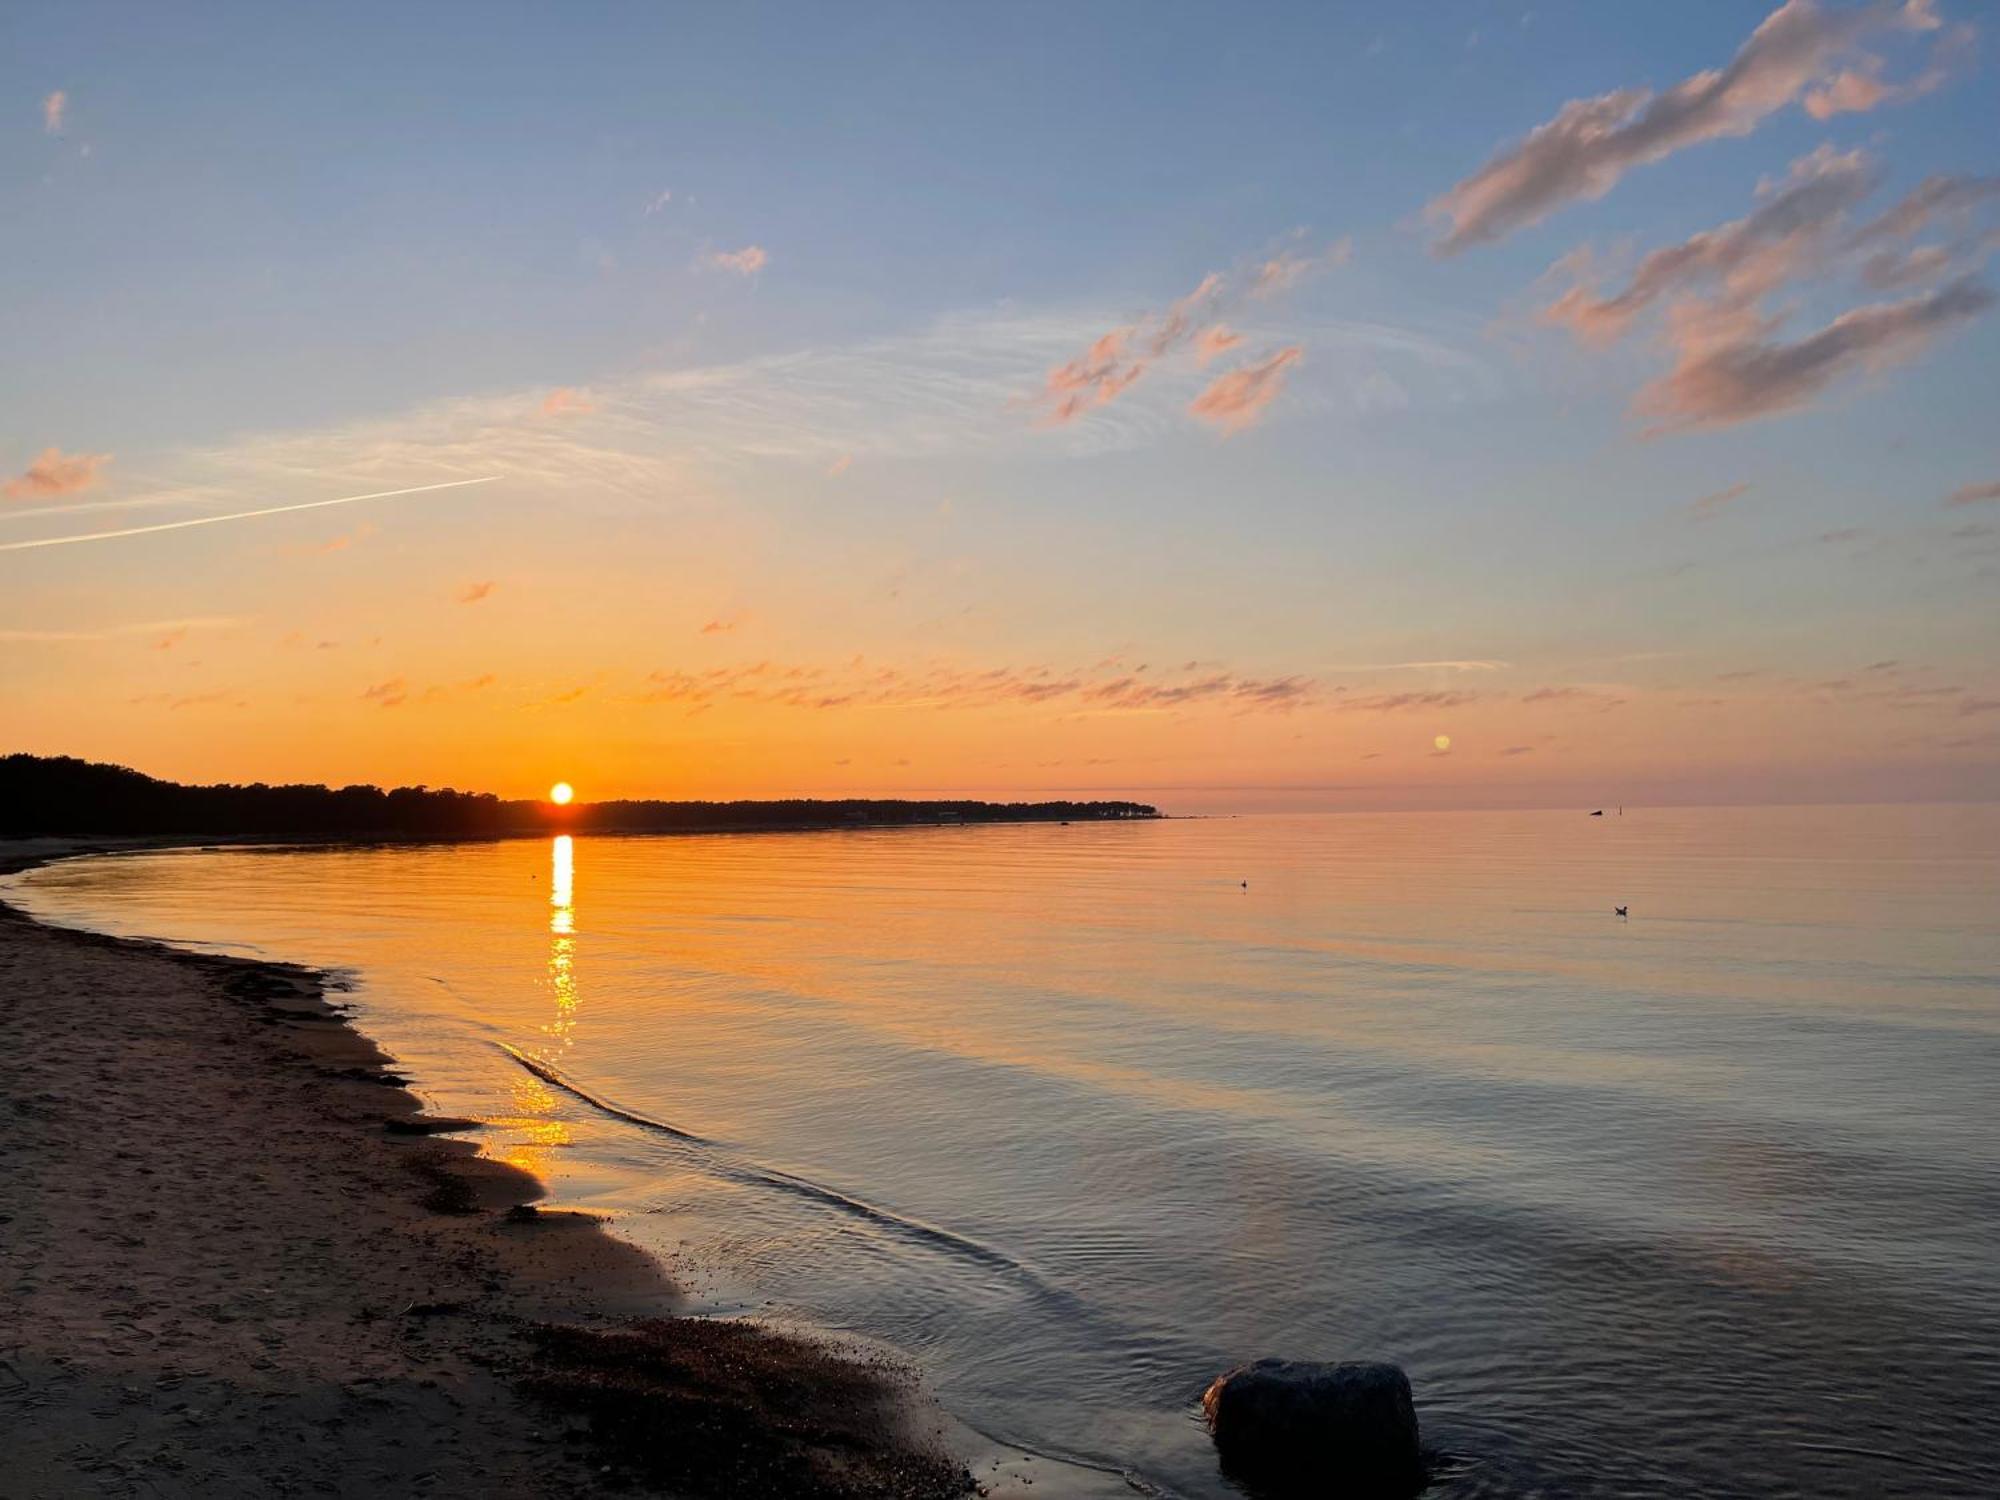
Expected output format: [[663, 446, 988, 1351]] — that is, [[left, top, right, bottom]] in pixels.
[[0, 845, 979, 1499]]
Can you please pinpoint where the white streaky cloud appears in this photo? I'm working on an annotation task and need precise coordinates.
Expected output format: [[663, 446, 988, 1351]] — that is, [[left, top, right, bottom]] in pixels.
[[1, 483, 263, 525], [115, 307, 1493, 520], [0, 477, 498, 553], [0, 615, 244, 643]]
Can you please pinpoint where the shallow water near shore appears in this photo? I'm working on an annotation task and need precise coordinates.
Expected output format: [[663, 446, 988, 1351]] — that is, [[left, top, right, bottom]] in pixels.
[[11, 805, 1999, 1497]]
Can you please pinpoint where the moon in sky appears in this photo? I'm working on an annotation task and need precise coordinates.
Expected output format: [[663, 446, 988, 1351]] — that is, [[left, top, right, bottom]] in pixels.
[[1434, 735, 1451, 752], [549, 781, 575, 805]]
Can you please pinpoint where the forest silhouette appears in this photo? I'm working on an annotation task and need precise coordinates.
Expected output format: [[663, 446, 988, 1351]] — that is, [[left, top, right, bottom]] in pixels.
[[1, 754, 1159, 839]]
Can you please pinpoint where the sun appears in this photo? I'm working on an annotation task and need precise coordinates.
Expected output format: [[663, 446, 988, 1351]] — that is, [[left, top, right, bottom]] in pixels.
[[549, 781, 575, 806], [1434, 735, 1451, 752]]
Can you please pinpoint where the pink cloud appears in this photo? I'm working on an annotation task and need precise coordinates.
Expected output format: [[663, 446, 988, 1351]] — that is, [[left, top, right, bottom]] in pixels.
[[1035, 248, 1337, 427], [1860, 244, 1957, 289], [1522, 685, 1627, 709], [1850, 173, 2000, 246], [1194, 325, 1245, 363], [5, 446, 110, 501], [1250, 237, 1352, 297], [700, 617, 739, 635], [285, 519, 380, 557], [1804, 66, 1891, 117], [457, 580, 496, 604], [825, 453, 853, 477], [1687, 481, 1752, 521], [636, 657, 1315, 715], [708, 245, 769, 275], [1042, 325, 1149, 425], [1634, 275, 1992, 432], [1188, 347, 1303, 435], [1429, 0, 1947, 254], [1947, 479, 2000, 507], [1541, 146, 1877, 344], [1337, 690, 1480, 713], [361, 678, 408, 708], [1148, 272, 1226, 354], [43, 90, 66, 134], [541, 387, 595, 416]]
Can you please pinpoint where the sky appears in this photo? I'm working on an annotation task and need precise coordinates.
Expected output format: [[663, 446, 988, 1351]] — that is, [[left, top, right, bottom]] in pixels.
[[3, 1, 1997, 811]]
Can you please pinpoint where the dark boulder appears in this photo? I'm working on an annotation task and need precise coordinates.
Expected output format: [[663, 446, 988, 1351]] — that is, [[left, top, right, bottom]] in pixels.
[[1201, 1359, 1422, 1497]]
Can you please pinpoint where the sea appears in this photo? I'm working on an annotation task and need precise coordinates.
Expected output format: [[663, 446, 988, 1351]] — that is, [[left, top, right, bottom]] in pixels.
[[9, 805, 1998, 1498]]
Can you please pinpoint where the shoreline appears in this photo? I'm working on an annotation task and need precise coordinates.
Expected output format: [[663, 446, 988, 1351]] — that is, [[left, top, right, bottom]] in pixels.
[[0, 838, 996, 1498]]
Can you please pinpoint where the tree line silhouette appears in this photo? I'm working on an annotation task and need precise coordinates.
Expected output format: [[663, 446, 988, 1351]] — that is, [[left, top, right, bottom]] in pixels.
[[1, 754, 1159, 839]]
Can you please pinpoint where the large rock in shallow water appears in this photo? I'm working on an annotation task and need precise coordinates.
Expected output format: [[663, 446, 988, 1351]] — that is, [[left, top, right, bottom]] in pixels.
[[1201, 1359, 1422, 1496]]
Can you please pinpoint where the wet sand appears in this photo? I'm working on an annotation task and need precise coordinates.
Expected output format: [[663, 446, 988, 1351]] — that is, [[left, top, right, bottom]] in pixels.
[[0, 842, 978, 1498]]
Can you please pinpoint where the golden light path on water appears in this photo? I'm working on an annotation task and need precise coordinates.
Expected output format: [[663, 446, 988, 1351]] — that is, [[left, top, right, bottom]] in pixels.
[[503, 834, 579, 1176]]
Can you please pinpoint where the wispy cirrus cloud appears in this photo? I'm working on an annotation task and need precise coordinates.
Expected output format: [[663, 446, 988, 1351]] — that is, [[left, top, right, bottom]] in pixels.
[[43, 90, 66, 134], [1947, 479, 2000, 507], [1429, 0, 1953, 255], [0, 615, 243, 645], [5, 447, 111, 501], [457, 580, 496, 604], [85, 305, 1486, 547]]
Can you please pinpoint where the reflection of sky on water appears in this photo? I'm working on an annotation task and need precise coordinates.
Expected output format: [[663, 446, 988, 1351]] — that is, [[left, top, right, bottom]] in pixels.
[[10, 807, 1999, 1500]]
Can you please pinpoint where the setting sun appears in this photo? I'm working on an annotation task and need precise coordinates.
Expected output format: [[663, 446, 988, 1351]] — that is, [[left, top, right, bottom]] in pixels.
[[549, 781, 575, 806]]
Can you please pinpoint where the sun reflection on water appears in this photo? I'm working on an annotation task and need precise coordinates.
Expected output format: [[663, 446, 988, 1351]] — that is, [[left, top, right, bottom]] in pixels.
[[499, 834, 583, 1176], [546, 835, 578, 1049]]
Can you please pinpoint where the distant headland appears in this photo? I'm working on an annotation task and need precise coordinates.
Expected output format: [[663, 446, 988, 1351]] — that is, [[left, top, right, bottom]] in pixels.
[[0, 754, 1160, 840]]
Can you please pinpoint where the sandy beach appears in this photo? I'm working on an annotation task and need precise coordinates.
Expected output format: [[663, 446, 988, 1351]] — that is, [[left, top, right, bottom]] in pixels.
[[0, 843, 976, 1499]]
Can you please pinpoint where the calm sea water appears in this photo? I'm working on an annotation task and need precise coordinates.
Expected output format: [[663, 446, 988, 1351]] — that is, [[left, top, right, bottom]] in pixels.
[[10, 807, 1999, 1497]]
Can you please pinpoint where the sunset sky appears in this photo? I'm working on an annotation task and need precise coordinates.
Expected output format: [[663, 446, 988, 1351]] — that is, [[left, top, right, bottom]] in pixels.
[[5, 1, 1997, 810]]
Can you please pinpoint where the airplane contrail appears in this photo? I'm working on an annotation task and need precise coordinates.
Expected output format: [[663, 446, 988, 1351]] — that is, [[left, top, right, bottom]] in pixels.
[[0, 475, 500, 553]]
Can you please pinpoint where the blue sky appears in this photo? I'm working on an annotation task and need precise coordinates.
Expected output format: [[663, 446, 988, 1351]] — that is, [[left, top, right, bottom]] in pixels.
[[3, 2, 1996, 806]]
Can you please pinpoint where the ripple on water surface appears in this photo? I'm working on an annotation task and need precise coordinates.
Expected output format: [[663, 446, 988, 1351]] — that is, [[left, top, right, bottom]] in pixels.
[[11, 805, 2000, 1498]]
